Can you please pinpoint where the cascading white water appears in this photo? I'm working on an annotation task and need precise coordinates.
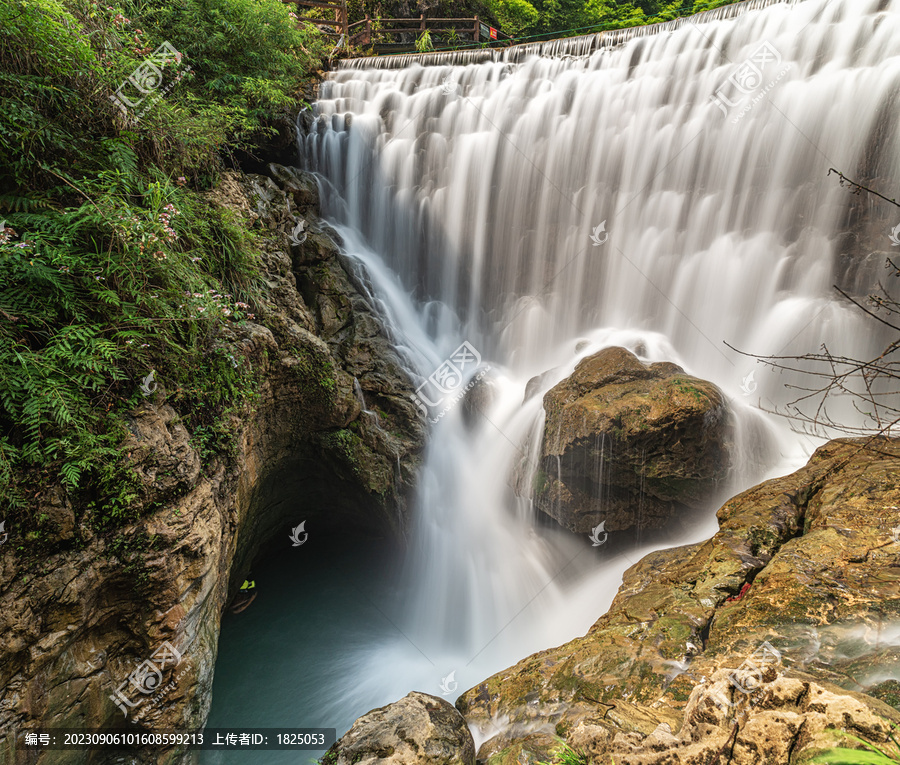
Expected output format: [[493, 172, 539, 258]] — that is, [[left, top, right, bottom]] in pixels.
[[297, 0, 900, 723]]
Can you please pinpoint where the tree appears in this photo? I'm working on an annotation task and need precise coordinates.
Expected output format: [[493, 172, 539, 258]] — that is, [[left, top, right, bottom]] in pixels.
[[732, 170, 900, 439], [487, 0, 540, 35]]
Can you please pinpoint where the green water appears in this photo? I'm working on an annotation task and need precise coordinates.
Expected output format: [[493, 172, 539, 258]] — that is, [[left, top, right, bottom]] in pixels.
[[201, 536, 422, 765]]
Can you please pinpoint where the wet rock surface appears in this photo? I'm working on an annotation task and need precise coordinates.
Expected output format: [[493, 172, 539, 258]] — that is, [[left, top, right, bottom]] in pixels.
[[325, 692, 476, 765], [0, 165, 424, 763], [535, 347, 733, 534], [460, 437, 900, 764], [565, 672, 898, 765]]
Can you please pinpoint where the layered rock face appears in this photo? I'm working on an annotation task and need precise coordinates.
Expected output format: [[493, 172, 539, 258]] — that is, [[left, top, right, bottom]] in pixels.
[[535, 347, 733, 534], [0, 166, 423, 763], [324, 692, 475, 765], [459, 437, 900, 764], [563, 672, 898, 765]]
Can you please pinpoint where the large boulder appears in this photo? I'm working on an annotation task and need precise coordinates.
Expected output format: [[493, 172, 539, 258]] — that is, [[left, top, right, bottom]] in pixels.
[[534, 346, 732, 534], [324, 692, 475, 765]]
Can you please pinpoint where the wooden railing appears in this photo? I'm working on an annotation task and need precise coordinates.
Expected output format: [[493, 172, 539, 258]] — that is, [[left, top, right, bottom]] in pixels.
[[283, 0, 502, 50], [347, 15, 496, 48], [283, 0, 349, 40]]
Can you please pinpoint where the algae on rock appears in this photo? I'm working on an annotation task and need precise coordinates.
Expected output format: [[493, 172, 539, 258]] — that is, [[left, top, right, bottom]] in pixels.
[[535, 346, 734, 535], [459, 437, 900, 765]]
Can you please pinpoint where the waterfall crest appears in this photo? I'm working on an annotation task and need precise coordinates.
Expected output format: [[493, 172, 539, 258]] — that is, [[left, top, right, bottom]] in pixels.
[[339, 0, 803, 69]]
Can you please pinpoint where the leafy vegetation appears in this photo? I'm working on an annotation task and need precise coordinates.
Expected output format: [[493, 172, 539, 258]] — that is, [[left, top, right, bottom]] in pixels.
[[537, 740, 591, 765], [810, 723, 900, 765], [336, 0, 746, 51], [0, 0, 327, 536], [415, 28, 434, 51], [525, 0, 745, 38]]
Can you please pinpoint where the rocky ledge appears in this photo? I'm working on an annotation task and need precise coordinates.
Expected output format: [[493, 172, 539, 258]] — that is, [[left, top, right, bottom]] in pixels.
[[460, 437, 900, 764], [0, 165, 424, 762], [337, 438, 899, 765]]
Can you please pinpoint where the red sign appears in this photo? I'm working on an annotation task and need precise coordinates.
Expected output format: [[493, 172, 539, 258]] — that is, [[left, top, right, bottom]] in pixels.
[[489, 26, 498, 40]]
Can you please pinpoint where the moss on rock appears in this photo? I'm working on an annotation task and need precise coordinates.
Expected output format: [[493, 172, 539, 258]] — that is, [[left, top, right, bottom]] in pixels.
[[535, 347, 734, 534], [459, 438, 900, 758]]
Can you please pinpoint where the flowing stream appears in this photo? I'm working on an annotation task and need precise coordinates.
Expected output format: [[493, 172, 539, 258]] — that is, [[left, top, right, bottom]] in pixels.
[[204, 0, 900, 758]]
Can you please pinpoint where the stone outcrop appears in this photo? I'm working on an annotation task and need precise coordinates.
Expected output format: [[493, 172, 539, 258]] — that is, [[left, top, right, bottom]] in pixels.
[[323, 692, 475, 765], [459, 437, 900, 764], [565, 672, 898, 765], [0, 165, 424, 763], [534, 347, 733, 534]]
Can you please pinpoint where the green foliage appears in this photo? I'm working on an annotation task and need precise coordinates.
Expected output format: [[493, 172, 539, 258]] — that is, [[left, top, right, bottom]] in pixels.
[[538, 741, 590, 765], [486, 0, 539, 35], [812, 753, 898, 765], [118, 0, 328, 139], [476, 0, 743, 44], [810, 725, 900, 765], [415, 29, 434, 52], [444, 27, 461, 44], [0, 0, 327, 537]]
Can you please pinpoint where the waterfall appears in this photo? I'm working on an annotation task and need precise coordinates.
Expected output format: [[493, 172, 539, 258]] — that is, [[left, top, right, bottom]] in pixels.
[[298, 0, 900, 715]]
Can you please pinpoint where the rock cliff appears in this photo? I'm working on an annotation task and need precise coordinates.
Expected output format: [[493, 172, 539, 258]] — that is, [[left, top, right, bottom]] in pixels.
[[0, 165, 424, 763]]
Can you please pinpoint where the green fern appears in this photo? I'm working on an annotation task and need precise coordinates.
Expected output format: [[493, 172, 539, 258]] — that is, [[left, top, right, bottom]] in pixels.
[[101, 138, 141, 194], [0, 192, 58, 212], [0, 0, 315, 540]]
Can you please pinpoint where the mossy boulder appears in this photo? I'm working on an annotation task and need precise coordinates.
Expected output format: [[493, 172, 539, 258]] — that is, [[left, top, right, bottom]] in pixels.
[[535, 347, 733, 534]]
